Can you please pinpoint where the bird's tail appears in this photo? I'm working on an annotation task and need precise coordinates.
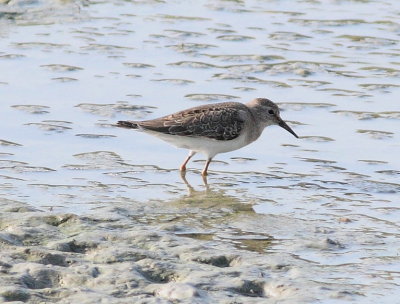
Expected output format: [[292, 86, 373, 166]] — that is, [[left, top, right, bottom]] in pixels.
[[116, 120, 139, 129]]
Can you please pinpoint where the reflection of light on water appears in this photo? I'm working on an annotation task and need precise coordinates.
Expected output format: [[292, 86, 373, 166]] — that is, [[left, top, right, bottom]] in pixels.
[[0, 0, 399, 301]]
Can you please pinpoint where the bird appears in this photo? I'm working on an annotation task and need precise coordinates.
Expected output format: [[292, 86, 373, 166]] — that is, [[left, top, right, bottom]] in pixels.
[[116, 98, 298, 176]]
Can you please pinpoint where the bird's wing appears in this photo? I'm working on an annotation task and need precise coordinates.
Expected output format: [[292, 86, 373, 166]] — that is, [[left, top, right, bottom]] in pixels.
[[137, 103, 248, 141]]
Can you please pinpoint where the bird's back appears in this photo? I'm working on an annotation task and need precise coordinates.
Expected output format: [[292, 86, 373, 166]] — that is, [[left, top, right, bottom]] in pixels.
[[117, 102, 251, 141]]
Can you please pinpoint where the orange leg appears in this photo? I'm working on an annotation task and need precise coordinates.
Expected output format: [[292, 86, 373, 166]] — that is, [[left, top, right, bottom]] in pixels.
[[180, 151, 196, 172], [201, 158, 212, 176]]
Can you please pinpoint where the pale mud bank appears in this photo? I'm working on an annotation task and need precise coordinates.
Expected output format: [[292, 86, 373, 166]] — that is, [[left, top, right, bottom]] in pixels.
[[0, 195, 355, 304]]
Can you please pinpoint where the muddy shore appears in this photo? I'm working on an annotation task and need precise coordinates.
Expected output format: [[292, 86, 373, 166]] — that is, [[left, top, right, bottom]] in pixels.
[[0, 191, 360, 303]]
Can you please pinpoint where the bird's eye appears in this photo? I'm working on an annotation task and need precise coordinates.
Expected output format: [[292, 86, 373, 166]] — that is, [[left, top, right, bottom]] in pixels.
[[268, 109, 274, 115]]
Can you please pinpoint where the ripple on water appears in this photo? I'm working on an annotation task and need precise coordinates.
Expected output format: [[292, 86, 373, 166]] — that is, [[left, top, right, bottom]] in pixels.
[[71, 29, 105, 37], [64, 151, 130, 170], [151, 78, 194, 85], [264, 10, 305, 17], [25, 122, 72, 133], [125, 74, 142, 78], [297, 157, 337, 164], [216, 35, 255, 41], [357, 129, 394, 140], [0, 160, 55, 173], [51, 77, 78, 82], [0, 53, 26, 59], [0, 140, 22, 146], [75, 102, 156, 117], [184, 94, 239, 101], [375, 170, 400, 176], [166, 42, 217, 54], [13, 42, 69, 49], [220, 60, 342, 77], [230, 157, 257, 163], [12, 105, 50, 114], [358, 160, 388, 165], [206, 27, 236, 34], [40, 64, 83, 72], [331, 110, 400, 120], [212, 74, 291, 87], [299, 136, 335, 143], [75, 134, 116, 139], [0, 152, 14, 158], [359, 66, 400, 77], [352, 179, 400, 194], [278, 102, 336, 111], [359, 83, 400, 91], [123, 62, 155, 68], [164, 29, 205, 38], [337, 35, 398, 47], [81, 43, 134, 52], [155, 14, 210, 21], [288, 79, 331, 88], [203, 54, 284, 62], [289, 18, 366, 26], [233, 87, 256, 91], [269, 31, 311, 41], [168, 61, 220, 69]]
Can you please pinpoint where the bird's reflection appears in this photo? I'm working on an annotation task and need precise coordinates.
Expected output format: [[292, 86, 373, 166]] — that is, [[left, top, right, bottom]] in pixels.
[[180, 170, 210, 195], [177, 171, 254, 214], [172, 171, 272, 254]]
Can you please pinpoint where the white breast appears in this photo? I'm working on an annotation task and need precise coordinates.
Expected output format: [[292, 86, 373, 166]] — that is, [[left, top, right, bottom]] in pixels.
[[144, 130, 252, 158]]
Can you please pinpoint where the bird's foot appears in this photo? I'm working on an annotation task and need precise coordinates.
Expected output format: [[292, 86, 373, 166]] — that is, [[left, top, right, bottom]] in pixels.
[[201, 173, 208, 185]]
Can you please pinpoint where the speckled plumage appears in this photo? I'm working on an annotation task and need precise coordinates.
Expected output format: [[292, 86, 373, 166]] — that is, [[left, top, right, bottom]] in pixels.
[[118, 102, 247, 141], [117, 98, 298, 176]]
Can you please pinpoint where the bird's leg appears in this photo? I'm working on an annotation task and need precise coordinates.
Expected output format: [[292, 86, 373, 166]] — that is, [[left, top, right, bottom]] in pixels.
[[201, 158, 212, 177], [201, 173, 208, 187], [180, 150, 196, 172], [180, 170, 195, 195]]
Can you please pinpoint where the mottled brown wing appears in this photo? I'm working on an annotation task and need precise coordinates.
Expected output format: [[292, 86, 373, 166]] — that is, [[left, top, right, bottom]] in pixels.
[[137, 104, 246, 141]]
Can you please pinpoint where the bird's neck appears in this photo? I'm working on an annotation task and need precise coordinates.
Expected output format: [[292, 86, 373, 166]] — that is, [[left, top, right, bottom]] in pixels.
[[245, 108, 266, 142]]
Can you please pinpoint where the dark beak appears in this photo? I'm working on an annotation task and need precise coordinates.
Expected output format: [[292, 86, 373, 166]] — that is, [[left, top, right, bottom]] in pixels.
[[278, 119, 298, 138]]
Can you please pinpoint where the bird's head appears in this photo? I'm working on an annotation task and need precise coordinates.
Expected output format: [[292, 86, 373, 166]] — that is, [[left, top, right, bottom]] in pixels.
[[247, 98, 298, 138]]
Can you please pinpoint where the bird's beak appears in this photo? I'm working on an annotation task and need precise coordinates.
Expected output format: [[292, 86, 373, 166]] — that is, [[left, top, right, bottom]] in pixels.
[[278, 119, 298, 138]]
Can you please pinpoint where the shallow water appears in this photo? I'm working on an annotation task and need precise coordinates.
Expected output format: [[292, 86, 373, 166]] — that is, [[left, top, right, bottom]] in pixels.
[[0, 0, 399, 302]]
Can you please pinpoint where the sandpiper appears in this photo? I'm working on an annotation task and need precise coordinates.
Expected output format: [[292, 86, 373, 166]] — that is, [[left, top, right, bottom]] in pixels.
[[117, 98, 298, 176]]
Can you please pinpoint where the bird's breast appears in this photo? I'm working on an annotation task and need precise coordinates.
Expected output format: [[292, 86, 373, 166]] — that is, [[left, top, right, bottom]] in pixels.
[[147, 131, 251, 158]]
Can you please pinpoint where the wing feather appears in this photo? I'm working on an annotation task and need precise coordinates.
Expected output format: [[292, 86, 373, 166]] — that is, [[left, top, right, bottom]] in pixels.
[[137, 103, 247, 141]]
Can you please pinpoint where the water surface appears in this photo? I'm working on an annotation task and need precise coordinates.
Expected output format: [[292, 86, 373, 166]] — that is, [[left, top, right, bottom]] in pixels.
[[0, 0, 399, 302]]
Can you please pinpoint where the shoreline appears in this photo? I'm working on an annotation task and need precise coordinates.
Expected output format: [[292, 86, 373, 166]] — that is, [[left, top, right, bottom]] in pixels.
[[0, 195, 370, 303]]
